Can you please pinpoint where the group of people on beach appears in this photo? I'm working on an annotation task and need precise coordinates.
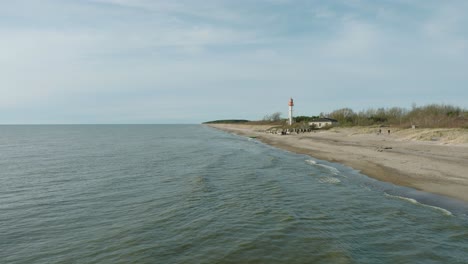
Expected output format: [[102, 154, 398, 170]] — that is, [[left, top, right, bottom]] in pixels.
[[378, 129, 391, 135]]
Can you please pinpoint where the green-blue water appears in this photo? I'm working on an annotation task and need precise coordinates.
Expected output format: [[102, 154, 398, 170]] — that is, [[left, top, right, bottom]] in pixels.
[[1, 125, 467, 263]]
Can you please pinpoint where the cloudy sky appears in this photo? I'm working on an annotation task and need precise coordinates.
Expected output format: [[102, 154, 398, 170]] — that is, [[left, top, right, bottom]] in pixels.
[[1, 0, 467, 124]]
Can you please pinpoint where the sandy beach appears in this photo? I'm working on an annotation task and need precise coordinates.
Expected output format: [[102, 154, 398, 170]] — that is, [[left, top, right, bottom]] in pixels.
[[207, 123, 468, 203]]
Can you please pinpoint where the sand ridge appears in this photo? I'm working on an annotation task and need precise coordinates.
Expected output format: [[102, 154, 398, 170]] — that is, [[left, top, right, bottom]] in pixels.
[[207, 124, 468, 203]]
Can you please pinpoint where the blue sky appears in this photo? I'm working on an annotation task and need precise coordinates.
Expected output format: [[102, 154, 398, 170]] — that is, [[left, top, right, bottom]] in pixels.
[[1, 0, 467, 124]]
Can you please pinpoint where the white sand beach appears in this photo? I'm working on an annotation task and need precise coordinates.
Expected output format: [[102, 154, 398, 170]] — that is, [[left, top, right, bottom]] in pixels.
[[207, 124, 468, 203]]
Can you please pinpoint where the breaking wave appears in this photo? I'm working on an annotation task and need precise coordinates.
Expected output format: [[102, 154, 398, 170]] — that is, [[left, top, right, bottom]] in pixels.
[[384, 193, 453, 216], [306, 159, 340, 175], [318, 176, 341, 184]]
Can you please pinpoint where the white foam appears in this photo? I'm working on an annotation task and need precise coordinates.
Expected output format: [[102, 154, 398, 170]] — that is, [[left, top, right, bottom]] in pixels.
[[319, 176, 341, 184], [305, 160, 340, 175], [425, 205, 453, 216], [316, 164, 340, 175], [384, 193, 453, 216]]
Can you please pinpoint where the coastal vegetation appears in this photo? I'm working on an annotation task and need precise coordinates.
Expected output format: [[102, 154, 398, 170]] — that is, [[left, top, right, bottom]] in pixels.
[[262, 112, 282, 122], [205, 104, 467, 129], [323, 104, 467, 128], [203, 119, 249, 124]]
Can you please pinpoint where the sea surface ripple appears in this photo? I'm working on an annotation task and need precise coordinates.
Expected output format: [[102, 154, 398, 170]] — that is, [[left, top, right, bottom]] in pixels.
[[1, 125, 467, 263]]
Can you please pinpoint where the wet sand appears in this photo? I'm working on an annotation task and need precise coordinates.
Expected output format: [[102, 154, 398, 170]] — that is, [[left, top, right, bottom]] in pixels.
[[207, 124, 468, 203]]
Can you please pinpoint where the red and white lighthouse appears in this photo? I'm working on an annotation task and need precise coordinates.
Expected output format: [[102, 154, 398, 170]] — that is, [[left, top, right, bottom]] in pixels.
[[288, 98, 294, 125]]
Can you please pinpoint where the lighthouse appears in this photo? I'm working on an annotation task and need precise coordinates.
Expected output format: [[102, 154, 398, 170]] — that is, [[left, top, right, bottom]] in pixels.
[[288, 98, 294, 125]]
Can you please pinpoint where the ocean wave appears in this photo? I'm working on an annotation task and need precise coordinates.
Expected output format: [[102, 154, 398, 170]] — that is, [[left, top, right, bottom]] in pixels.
[[305, 159, 340, 175], [319, 176, 341, 184], [384, 193, 453, 216]]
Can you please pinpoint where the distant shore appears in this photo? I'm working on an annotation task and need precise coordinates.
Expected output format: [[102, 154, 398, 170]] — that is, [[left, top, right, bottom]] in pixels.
[[207, 123, 468, 203]]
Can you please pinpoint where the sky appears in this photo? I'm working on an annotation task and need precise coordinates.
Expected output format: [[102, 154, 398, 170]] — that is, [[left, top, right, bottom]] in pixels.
[[1, 0, 468, 124]]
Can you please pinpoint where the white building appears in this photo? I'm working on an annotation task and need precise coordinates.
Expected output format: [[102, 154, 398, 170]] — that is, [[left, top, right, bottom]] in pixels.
[[308, 118, 338, 128]]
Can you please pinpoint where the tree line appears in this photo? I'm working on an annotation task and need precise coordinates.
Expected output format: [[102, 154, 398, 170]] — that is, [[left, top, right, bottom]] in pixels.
[[323, 104, 467, 128], [262, 104, 467, 128]]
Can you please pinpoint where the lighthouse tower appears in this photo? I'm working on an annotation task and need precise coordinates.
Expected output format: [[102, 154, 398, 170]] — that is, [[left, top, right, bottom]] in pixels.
[[288, 98, 294, 125]]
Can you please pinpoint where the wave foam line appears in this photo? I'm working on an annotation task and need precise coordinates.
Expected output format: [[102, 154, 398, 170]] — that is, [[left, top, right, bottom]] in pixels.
[[384, 193, 453, 216], [305, 159, 340, 175], [319, 176, 341, 184]]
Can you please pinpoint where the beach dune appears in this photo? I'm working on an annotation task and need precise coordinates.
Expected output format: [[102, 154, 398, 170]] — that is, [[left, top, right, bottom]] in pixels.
[[207, 124, 468, 203]]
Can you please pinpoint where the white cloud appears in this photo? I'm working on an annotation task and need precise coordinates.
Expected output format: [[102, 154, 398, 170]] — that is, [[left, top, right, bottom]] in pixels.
[[1, 0, 467, 123], [312, 7, 336, 19], [90, 0, 245, 25], [421, 5, 468, 57], [321, 20, 381, 59]]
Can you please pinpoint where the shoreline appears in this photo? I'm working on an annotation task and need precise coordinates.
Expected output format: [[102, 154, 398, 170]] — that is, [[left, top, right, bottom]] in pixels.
[[206, 123, 468, 203]]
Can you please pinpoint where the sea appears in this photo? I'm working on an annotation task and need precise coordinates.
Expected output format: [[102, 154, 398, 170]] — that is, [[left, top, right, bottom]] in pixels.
[[1, 125, 467, 263]]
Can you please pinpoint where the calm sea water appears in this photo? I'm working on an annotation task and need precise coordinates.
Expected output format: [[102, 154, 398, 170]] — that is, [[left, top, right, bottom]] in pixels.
[[1, 125, 467, 263]]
